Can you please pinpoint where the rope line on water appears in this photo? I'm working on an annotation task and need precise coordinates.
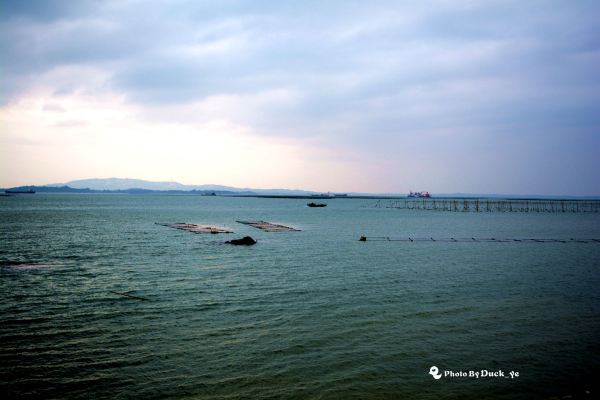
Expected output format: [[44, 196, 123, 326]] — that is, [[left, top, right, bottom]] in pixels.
[[358, 236, 600, 243]]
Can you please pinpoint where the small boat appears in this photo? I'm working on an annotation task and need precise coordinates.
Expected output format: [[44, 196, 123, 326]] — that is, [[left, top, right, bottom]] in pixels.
[[307, 202, 327, 207]]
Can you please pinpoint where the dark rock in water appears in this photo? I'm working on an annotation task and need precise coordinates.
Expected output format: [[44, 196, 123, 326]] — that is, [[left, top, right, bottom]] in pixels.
[[226, 236, 257, 245]]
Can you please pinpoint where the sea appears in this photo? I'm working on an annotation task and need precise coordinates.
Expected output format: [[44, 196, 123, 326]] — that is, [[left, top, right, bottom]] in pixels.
[[1, 194, 599, 399]]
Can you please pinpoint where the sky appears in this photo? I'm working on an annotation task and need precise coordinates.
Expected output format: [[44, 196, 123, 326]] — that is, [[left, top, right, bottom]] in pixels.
[[1, 0, 599, 195]]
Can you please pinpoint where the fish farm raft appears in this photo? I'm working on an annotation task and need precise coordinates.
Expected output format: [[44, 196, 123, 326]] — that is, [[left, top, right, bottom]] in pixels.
[[369, 198, 600, 213]]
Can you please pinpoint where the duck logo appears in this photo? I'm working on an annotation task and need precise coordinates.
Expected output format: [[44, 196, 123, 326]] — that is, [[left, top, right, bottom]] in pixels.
[[429, 366, 442, 379]]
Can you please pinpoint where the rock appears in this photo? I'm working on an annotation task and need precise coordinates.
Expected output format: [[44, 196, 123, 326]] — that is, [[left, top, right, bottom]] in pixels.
[[226, 236, 257, 245]]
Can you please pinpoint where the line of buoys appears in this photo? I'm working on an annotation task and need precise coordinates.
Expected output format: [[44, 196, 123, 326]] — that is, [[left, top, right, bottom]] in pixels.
[[358, 236, 599, 243]]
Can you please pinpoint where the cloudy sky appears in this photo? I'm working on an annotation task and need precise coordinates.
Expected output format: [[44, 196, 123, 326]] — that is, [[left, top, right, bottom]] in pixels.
[[1, 0, 599, 194]]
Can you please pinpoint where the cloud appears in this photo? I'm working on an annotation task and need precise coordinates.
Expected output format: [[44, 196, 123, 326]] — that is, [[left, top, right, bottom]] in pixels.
[[1, 0, 599, 194]]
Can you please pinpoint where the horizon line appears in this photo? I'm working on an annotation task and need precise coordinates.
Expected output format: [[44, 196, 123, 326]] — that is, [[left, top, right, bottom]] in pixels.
[[2, 182, 600, 200]]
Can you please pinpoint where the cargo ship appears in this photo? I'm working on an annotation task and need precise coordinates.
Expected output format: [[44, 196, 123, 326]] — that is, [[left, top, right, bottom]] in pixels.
[[407, 191, 430, 198]]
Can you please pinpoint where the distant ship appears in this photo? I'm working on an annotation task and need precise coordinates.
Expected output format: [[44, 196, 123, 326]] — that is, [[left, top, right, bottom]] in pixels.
[[5, 189, 36, 194], [307, 202, 327, 207], [407, 191, 430, 198]]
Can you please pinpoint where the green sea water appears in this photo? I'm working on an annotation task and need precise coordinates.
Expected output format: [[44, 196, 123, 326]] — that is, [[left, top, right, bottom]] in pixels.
[[1, 194, 599, 399]]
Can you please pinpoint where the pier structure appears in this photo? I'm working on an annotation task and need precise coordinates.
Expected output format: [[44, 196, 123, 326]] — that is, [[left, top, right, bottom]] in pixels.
[[369, 198, 600, 213]]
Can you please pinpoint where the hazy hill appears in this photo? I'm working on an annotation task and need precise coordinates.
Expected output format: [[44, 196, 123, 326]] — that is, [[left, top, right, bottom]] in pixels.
[[51, 178, 235, 192], [48, 178, 316, 196]]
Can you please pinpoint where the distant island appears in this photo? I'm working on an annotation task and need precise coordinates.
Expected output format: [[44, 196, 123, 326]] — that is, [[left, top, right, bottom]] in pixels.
[[1, 185, 246, 196], [0, 184, 358, 199], [51, 178, 318, 195], [1, 178, 598, 200], [0, 178, 314, 196], [1, 178, 358, 197]]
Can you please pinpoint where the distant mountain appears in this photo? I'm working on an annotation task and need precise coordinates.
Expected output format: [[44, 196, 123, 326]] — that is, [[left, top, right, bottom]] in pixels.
[[47, 178, 228, 191], [48, 177, 317, 196]]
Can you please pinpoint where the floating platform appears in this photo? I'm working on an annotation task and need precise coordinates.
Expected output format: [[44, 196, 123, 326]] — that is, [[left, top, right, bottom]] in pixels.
[[236, 220, 300, 232], [359, 236, 600, 243], [156, 222, 233, 234]]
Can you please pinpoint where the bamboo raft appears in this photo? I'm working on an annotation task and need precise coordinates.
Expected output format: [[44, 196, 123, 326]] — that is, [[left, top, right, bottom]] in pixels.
[[370, 198, 600, 213], [359, 236, 600, 243], [156, 222, 233, 234], [236, 220, 300, 232]]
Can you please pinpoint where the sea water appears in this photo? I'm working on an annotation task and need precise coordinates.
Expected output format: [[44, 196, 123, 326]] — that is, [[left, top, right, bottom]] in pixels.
[[1, 194, 599, 399]]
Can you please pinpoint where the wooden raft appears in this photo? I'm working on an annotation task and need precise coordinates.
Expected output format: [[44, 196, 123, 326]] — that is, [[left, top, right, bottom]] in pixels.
[[236, 220, 300, 232], [156, 222, 233, 234]]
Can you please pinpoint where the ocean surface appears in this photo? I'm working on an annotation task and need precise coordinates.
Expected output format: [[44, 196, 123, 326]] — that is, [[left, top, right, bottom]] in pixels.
[[1, 194, 599, 399]]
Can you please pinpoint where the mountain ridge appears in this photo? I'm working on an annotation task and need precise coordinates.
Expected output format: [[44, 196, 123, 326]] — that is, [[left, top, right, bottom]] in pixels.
[[49, 178, 320, 196]]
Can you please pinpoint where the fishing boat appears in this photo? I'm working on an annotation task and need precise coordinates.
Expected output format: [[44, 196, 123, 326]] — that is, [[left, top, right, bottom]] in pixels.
[[307, 202, 327, 207]]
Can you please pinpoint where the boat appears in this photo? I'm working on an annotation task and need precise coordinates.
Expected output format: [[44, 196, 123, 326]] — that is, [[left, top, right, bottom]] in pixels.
[[407, 191, 431, 198], [5, 189, 36, 194], [307, 202, 327, 207]]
